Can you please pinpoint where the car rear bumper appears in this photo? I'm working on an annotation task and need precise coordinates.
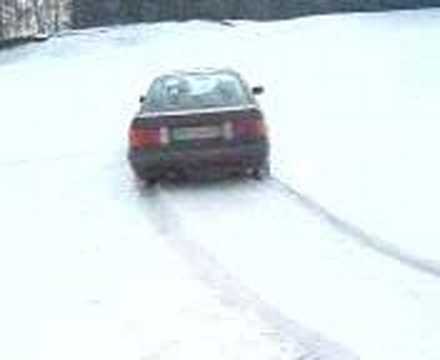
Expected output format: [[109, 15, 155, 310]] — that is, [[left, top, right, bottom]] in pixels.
[[128, 141, 269, 179]]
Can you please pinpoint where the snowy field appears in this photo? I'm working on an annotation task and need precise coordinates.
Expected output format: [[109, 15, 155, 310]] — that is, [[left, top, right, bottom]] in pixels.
[[1, 8, 440, 360]]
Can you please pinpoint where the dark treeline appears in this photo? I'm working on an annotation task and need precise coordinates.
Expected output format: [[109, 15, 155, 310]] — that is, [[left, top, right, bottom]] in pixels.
[[71, 0, 271, 27], [2, 0, 440, 42], [71, 0, 440, 28]]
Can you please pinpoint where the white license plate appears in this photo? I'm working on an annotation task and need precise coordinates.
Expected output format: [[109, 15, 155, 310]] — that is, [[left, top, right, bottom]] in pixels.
[[172, 126, 222, 141]]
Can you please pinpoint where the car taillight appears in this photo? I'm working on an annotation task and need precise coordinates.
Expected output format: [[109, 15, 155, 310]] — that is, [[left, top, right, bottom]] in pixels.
[[129, 127, 169, 149], [232, 119, 266, 139]]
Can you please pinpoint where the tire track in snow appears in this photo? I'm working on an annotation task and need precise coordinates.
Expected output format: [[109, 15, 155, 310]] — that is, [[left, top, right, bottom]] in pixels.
[[136, 182, 357, 360], [269, 177, 440, 279]]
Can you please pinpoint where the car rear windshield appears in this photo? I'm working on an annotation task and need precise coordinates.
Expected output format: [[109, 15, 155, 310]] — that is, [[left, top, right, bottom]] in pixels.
[[143, 72, 253, 112]]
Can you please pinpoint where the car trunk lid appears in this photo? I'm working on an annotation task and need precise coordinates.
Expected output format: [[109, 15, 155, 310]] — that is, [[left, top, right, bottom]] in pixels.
[[130, 105, 265, 150]]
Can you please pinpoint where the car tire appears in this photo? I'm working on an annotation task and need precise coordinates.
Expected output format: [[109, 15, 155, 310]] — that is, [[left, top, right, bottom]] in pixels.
[[145, 177, 159, 187], [253, 161, 270, 180], [132, 167, 158, 186]]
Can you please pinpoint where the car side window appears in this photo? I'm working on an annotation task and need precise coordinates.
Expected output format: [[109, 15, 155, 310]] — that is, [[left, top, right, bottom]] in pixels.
[[216, 79, 243, 106], [143, 79, 164, 111]]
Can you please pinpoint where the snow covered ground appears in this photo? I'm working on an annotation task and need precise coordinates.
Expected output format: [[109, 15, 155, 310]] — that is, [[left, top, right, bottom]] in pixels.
[[1, 7, 440, 360]]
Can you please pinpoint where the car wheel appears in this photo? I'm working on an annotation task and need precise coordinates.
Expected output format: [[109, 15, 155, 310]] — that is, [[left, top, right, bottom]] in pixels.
[[132, 167, 158, 186], [145, 177, 159, 187], [253, 161, 270, 180]]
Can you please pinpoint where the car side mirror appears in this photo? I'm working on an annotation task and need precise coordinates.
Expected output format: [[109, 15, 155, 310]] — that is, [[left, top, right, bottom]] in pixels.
[[252, 86, 264, 95], [139, 95, 146, 103]]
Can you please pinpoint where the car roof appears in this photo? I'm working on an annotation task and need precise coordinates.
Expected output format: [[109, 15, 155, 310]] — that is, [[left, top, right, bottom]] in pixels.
[[159, 67, 241, 78]]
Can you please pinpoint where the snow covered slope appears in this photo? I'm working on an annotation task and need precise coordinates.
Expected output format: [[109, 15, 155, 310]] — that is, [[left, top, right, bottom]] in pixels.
[[257, 10, 440, 266], [1, 7, 440, 360], [160, 179, 440, 360], [0, 16, 354, 360]]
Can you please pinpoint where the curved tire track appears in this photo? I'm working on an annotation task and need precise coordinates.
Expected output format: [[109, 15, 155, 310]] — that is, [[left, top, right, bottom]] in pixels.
[[269, 177, 440, 278], [137, 183, 357, 360]]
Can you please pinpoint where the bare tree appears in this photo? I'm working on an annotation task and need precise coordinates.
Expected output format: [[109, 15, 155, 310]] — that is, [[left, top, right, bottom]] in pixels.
[[0, 1, 4, 39], [53, 0, 62, 31], [30, 0, 45, 33]]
